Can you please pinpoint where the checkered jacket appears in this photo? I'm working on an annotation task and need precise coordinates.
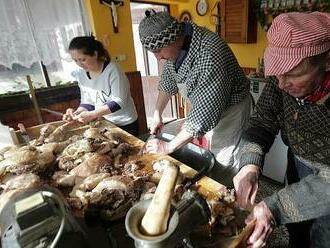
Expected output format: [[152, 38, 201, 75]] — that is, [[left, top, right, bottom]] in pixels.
[[240, 77, 330, 224], [158, 23, 250, 138]]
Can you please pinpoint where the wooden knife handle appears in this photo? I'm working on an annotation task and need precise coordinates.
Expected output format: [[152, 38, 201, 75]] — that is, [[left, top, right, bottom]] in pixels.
[[140, 160, 179, 236], [17, 123, 27, 134]]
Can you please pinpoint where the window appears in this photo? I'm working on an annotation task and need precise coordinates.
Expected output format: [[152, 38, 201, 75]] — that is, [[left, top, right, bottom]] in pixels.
[[130, 2, 167, 76], [130, 3, 177, 126], [0, 0, 90, 95]]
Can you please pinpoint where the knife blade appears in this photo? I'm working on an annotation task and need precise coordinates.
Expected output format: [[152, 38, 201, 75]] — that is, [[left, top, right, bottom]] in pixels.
[[17, 123, 31, 144], [138, 134, 156, 155], [41, 108, 64, 117], [183, 149, 215, 189]]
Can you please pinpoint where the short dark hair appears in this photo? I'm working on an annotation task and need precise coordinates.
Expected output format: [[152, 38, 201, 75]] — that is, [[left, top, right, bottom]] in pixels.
[[69, 36, 110, 62]]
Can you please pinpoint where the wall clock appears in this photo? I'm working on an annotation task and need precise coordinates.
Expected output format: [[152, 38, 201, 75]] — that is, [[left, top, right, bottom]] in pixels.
[[196, 0, 209, 16]]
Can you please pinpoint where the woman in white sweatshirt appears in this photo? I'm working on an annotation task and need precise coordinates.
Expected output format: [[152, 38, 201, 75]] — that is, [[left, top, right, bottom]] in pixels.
[[63, 36, 138, 135]]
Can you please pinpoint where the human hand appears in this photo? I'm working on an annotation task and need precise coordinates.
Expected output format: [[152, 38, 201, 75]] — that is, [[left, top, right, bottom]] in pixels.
[[145, 138, 174, 155], [246, 201, 275, 248], [73, 111, 98, 123], [63, 108, 76, 122], [150, 113, 163, 135], [233, 164, 260, 209]]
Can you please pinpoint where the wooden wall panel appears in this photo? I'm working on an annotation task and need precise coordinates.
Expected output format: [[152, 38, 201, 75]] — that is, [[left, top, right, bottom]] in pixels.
[[220, 0, 257, 43], [1, 99, 79, 129]]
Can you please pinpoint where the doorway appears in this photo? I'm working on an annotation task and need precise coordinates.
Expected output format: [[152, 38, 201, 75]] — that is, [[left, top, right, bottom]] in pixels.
[[130, 2, 177, 127]]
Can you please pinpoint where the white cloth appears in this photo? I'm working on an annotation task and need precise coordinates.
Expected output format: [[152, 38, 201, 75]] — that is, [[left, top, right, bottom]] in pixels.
[[0, 0, 89, 68], [74, 62, 138, 126], [205, 95, 252, 169], [177, 83, 252, 170], [0, 121, 19, 149]]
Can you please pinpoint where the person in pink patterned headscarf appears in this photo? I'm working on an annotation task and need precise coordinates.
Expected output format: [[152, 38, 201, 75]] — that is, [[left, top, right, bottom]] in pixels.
[[233, 12, 330, 248]]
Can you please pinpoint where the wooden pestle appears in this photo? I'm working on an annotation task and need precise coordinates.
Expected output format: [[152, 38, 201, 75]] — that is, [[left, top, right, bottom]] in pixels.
[[140, 160, 179, 236]]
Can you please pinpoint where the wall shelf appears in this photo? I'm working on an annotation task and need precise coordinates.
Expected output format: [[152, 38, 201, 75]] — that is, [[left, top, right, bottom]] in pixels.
[[257, 0, 330, 30]]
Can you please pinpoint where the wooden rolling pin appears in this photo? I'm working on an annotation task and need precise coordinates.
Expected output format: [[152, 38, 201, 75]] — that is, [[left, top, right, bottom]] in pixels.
[[140, 160, 179, 236]]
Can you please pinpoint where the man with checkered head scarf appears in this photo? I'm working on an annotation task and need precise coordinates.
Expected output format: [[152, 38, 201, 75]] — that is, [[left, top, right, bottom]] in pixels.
[[233, 12, 330, 248], [138, 10, 253, 185]]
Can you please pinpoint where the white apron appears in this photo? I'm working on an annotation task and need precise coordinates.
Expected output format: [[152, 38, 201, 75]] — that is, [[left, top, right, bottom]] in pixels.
[[177, 83, 252, 171]]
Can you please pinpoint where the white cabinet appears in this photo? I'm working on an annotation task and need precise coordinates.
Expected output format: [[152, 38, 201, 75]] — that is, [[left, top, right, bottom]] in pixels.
[[263, 134, 287, 183]]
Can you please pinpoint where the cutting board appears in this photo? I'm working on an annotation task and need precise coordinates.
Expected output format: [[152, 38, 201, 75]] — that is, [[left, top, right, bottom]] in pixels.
[[13, 120, 226, 198]]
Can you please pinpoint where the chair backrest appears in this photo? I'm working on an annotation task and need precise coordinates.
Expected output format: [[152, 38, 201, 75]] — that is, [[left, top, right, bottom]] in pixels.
[[125, 71, 148, 135]]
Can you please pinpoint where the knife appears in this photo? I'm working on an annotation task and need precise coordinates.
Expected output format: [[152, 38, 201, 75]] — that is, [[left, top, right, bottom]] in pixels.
[[17, 123, 31, 144], [138, 134, 156, 155], [183, 151, 215, 190], [41, 108, 64, 117]]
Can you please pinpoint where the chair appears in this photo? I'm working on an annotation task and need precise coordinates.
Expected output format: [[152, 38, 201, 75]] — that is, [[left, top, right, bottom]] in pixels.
[[125, 71, 148, 135]]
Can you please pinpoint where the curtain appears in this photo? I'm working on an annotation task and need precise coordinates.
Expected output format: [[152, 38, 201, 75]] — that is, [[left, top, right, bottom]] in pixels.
[[0, 0, 89, 69], [0, 0, 39, 68]]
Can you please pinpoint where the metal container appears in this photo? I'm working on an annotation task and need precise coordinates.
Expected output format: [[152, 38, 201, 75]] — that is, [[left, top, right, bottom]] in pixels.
[[125, 191, 210, 248], [150, 132, 234, 186]]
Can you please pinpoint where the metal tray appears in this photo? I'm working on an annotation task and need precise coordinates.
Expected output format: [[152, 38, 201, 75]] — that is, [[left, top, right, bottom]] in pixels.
[[140, 133, 235, 187]]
